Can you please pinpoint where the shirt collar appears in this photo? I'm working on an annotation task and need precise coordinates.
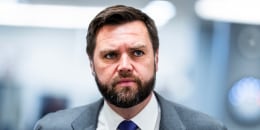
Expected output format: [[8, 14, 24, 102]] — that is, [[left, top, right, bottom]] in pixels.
[[131, 92, 160, 130], [99, 92, 160, 130]]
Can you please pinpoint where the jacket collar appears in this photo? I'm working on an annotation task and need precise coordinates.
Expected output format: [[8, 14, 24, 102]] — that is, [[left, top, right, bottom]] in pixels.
[[71, 99, 104, 130], [155, 93, 186, 130], [71, 92, 186, 130]]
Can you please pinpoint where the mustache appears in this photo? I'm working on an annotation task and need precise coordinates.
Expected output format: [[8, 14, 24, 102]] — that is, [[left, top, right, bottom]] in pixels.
[[119, 70, 132, 77], [112, 72, 140, 87]]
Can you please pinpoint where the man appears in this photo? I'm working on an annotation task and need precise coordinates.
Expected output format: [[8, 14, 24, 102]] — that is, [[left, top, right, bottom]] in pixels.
[[34, 5, 227, 130]]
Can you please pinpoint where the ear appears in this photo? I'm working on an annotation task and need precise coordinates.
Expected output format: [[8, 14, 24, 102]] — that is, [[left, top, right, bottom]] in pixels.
[[155, 49, 159, 72], [89, 60, 95, 76]]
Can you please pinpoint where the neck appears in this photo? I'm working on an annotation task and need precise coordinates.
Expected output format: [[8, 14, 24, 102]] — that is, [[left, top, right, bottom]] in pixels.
[[106, 92, 153, 120]]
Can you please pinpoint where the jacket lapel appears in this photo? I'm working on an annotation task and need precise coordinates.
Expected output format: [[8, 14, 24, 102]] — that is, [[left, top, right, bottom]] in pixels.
[[71, 93, 186, 130], [155, 93, 186, 130], [71, 99, 104, 130]]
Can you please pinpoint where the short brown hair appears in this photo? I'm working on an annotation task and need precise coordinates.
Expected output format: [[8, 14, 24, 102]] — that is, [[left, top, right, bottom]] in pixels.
[[86, 5, 159, 60]]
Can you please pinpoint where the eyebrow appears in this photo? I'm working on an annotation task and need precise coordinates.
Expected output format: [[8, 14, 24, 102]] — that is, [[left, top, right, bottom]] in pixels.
[[99, 49, 117, 56], [99, 44, 147, 55], [129, 45, 146, 51]]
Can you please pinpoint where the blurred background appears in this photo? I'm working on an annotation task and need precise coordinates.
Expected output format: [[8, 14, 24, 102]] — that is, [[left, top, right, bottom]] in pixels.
[[0, 0, 260, 130]]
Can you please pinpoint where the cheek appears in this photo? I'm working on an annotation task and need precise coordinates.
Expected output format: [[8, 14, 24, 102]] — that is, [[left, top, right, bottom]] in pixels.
[[94, 63, 117, 83], [136, 61, 155, 80]]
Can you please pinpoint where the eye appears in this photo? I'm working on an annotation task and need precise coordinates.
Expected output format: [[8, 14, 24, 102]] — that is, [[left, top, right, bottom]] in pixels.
[[133, 50, 144, 57], [104, 52, 118, 59]]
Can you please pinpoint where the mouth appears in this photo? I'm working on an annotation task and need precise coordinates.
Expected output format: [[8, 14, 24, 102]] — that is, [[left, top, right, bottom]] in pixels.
[[115, 78, 136, 87]]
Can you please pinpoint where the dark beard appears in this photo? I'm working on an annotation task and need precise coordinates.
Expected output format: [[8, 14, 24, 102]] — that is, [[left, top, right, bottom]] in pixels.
[[95, 71, 156, 108]]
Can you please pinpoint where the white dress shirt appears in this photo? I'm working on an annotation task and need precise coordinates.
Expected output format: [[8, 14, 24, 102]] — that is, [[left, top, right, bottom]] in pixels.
[[97, 93, 161, 130]]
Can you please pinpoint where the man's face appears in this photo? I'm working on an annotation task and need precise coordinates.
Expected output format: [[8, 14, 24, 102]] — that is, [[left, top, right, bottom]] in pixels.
[[92, 21, 158, 108]]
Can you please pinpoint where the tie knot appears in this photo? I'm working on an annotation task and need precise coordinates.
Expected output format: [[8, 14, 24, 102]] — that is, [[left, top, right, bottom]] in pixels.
[[117, 120, 139, 130]]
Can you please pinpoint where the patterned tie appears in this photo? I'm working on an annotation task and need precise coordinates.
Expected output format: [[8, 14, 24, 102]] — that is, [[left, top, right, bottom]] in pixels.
[[117, 120, 139, 130]]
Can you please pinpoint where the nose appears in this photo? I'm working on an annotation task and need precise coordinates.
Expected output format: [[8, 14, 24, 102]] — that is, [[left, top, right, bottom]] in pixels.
[[117, 53, 133, 73]]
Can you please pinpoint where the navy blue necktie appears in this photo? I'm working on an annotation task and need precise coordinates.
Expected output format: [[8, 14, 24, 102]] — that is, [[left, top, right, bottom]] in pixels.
[[117, 120, 139, 130]]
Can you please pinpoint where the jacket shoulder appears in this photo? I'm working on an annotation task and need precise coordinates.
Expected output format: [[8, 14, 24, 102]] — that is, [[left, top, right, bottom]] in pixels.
[[155, 93, 227, 130], [34, 100, 102, 130], [173, 102, 227, 130]]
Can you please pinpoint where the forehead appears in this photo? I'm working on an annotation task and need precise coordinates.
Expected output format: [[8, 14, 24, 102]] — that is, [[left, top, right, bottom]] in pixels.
[[95, 21, 151, 49]]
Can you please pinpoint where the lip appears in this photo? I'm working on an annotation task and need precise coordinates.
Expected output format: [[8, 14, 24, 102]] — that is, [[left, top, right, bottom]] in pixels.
[[116, 78, 136, 86]]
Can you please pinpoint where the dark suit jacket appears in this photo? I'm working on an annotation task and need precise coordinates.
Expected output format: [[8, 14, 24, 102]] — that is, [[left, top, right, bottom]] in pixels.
[[34, 93, 227, 130]]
